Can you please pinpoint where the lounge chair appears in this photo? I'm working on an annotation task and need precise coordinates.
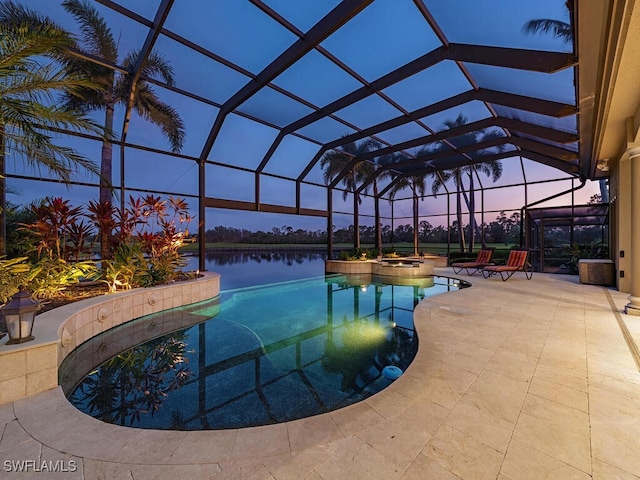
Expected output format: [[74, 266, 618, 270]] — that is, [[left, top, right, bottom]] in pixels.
[[451, 248, 495, 276], [482, 248, 533, 281]]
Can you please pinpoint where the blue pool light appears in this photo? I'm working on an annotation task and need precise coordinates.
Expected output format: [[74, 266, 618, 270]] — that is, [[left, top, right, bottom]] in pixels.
[[382, 365, 403, 380]]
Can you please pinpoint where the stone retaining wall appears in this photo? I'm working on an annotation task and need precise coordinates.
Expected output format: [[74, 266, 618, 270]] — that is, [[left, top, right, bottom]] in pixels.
[[0, 272, 220, 405], [325, 259, 375, 274]]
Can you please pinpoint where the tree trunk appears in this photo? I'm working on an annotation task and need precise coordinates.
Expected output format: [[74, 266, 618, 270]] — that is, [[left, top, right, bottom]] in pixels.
[[350, 169, 361, 249], [390, 200, 394, 247], [327, 188, 333, 259], [374, 179, 382, 253], [412, 188, 419, 255], [456, 190, 466, 252], [455, 174, 466, 252], [99, 105, 115, 263], [460, 176, 484, 250], [100, 105, 114, 204], [468, 173, 475, 253], [353, 189, 360, 249], [0, 123, 5, 256]]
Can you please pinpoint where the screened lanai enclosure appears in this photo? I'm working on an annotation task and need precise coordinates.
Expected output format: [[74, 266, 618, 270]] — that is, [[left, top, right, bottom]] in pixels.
[[525, 203, 610, 274], [3, 0, 613, 271]]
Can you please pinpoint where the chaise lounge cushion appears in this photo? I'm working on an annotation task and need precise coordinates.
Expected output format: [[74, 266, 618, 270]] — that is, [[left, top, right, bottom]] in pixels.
[[482, 249, 532, 281], [452, 248, 495, 275]]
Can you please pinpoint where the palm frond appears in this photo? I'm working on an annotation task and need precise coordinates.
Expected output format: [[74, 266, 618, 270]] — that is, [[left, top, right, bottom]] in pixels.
[[121, 50, 176, 87], [62, 0, 117, 61], [3, 123, 99, 181], [132, 84, 185, 152], [442, 113, 468, 131], [430, 171, 447, 196], [0, 22, 71, 68], [0, 20, 106, 181], [319, 150, 349, 184], [2, 62, 95, 101], [387, 174, 410, 200], [0, 1, 59, 29], [523, 19, 572, 42], [0, 1, 73, 64], [61, 54, 115, 107]]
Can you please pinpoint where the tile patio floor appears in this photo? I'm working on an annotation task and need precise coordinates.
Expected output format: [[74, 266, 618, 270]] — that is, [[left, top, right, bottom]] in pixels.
[[1, 269, 640, 479]]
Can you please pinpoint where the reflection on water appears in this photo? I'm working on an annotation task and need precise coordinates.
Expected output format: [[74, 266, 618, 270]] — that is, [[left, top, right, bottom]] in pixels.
[[185, 250, 327, 290], [205, 250, 325, 266], [71, 334, 193, 428], [63, 273, 466, 430]]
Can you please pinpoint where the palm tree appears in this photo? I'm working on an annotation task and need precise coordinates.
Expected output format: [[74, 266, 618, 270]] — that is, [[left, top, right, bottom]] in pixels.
[[429, 114, 504, 252], [0, 0, 105, 254], [524, 3, 610, 205], [60, 0, 185, 205], [320, 138, 379, 249], [522, 1, 572, 43], [358, 149, 392, 253], [387, 157, 429, 255], [430, 166, 467, 252], [468, 161, 502, 250]]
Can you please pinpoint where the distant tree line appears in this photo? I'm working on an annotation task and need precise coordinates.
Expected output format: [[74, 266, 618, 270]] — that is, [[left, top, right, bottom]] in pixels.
[[203, 211, 523, 246], [204, 225, 327, 244]]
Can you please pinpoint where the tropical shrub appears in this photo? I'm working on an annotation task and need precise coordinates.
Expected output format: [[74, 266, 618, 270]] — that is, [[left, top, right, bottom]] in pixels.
[[566, 241, 608, 274], [11, 194, 193, 298], [15, 198, 99, 300], [27, 257, 97, 300], [0, 255, 96, 303], [5, 203, 37, 258], [100, 195, 193, 290], [23, 197, 93, 262], [337, 248, 379, 261], [0, 256, 31, 303], [103, 243, 145, 293], [132, 196, 191, 285], [86, 199, 117, 261]]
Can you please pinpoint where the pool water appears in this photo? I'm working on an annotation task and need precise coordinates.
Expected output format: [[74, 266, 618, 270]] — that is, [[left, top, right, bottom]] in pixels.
[[61, 273, 466, 430]]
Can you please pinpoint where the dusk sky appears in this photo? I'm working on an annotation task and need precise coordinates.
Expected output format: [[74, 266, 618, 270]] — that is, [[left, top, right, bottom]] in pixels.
[[7, 0, 600, 232]]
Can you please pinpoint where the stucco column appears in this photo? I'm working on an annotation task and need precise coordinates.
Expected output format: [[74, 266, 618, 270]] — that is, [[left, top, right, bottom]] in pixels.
[[626, 146, 640, 314]]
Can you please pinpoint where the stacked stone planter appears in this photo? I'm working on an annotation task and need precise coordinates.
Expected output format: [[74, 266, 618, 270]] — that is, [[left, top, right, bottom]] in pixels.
[[0, 272, 220, 405]]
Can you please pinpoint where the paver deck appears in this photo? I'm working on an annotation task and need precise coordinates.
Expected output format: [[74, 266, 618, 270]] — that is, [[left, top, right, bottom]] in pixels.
[[1, 269, 639, 479]]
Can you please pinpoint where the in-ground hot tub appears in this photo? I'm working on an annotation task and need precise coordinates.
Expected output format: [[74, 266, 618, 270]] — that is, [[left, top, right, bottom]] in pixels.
[[380, 259, 415, 265], [372, 259, 434, 277], [325, 259, 434, 277]]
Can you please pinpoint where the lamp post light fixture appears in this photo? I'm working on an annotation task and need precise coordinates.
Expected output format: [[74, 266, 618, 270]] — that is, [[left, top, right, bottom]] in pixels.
[[2, 287, 40, 345]]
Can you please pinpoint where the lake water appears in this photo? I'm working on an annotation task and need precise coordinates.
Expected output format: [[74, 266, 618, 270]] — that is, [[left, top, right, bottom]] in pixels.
[[185, 250, 328, 290]]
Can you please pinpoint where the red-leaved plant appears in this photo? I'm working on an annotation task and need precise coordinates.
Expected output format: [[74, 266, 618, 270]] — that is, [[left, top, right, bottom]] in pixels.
[[25, 197, 91, 262], [87, 195, 193, 291], [14, 195, 193, 296], [17, 198, 98, 300]]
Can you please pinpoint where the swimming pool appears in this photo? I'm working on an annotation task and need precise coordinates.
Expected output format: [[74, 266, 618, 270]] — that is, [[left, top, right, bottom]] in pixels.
[[60, 274, 467, 430]]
